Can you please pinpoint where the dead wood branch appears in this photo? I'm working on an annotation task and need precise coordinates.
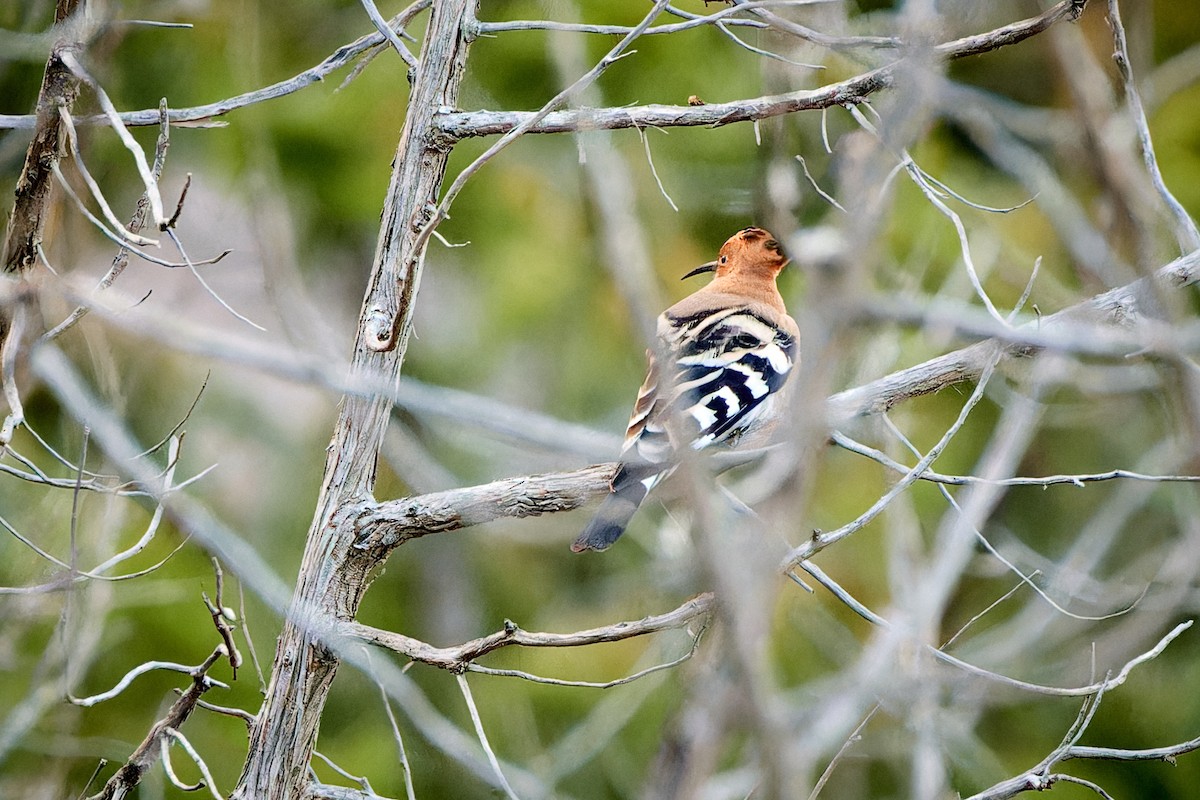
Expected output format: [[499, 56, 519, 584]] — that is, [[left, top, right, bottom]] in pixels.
[[434, 0, 1087, 141], [354, 464, 615, 552], [343, 593, 714, 672], [827, 247, 1200, 423], [966, 685, 1200, 800], [85, 646, 226, 800], [2, 0, 88, 273], [0, 2, 432, 131]]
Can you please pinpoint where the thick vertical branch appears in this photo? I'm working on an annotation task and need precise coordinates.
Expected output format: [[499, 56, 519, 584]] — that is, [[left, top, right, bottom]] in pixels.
[[2, 0, 88, 273], [231, 2, 478, 798]]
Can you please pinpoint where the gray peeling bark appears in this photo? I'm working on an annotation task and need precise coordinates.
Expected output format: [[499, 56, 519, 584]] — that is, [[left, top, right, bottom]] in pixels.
[[231, 1, 478, 797]]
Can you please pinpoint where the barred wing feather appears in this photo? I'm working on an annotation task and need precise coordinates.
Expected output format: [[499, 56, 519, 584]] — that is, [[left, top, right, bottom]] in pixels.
[[667, 308, 796, 450]]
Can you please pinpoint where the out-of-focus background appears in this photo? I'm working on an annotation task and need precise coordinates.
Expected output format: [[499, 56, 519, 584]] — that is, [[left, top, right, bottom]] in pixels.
[[2, 1, 1200, 798]]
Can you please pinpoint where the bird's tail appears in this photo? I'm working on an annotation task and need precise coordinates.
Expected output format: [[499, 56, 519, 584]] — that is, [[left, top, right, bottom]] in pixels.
[[572, 463, 661, 552]]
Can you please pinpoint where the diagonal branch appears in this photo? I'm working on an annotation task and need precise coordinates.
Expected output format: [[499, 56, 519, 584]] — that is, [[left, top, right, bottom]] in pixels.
[[84, 646, 226, 800], [0, 1, 432, 131], [827, 247, 1200, 423], [434, 0, 1088, 141]]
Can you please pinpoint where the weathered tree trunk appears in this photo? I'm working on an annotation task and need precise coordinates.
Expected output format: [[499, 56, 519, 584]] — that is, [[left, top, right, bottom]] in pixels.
[[232, 2, 478, 797]]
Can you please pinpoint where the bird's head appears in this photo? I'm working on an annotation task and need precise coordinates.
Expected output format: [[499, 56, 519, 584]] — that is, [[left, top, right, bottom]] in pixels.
[[683, 227, 789, 281]]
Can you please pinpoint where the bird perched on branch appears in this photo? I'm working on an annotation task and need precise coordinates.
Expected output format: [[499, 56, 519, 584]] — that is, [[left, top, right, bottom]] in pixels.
[[572, 227, 799, 552]]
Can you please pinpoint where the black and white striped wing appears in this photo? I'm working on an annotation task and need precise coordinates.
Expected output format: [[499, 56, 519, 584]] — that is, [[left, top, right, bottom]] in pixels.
[[666, 308, 796, 450]]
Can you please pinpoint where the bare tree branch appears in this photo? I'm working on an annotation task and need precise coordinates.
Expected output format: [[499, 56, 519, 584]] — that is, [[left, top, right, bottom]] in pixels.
[[1106, 0, 1200, 252], [0, 1, 433, 131], [827, 247, 1200, 423], [434, 0, 1087, 140], [831, 430, 1200, 488], [402, 0, 675, 301], [2, 0, 87, 272], [729, 0, 899, 50], [83, 647, 226, 800], [202, 558, 244, 679], [355, 464, 614, 552], [344, 593, 713, 672], [42, 99, 173, 341], [965, 679, 1200, 800]]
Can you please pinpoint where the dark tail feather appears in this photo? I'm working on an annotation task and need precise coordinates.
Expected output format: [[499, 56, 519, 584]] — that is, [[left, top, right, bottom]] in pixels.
[[572, 464, 655, 552]]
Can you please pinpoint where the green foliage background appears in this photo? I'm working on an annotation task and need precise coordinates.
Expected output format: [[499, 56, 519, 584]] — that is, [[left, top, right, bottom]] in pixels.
[[2, 1, 1200, 798]]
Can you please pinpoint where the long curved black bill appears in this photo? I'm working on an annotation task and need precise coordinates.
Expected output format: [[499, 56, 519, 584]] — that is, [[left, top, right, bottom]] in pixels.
[[681, 261, 718, 280]]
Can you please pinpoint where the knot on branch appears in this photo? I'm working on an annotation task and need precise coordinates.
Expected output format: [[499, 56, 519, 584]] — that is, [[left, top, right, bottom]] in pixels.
[[363, 306, 397, 352], [353, 499, 461, 552]]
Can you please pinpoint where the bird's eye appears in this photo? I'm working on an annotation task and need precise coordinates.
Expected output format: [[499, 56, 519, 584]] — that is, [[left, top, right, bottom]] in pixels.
[[719, 256, 728, 264]]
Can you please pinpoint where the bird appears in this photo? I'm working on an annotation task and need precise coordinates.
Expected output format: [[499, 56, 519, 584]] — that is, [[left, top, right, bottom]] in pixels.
[[572, 226, 799, 553]]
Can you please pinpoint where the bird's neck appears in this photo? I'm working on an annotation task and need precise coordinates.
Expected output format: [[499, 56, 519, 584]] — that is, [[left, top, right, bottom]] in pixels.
[[705, 272, 786, 315]]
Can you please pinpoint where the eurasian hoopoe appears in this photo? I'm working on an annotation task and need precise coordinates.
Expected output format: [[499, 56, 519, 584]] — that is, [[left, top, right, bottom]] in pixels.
[[572, 227, 799, 553]]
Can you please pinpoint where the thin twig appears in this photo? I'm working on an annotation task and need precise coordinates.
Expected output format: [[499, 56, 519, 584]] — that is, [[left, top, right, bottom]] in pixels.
[[711, 19, 823, 69], [636, 127, 679, 212], [369, 651, 418, 800], [48, 162, 230, 269], [202, 558, 243, 678], [466, 628, 705, 688], [44, 99, 173, 341], [164, 227, 265, 330], [160, 734, 205, 792], [456, 674, 521, 800], [238, 580, 267, 693], [70, 650, 227, 708], [163, 728, 223, 800], [360, 0, 418, 71], [729, 0, 898, 50], [880, 413, 1148, 623], [476, 1, 799, 36], [1106, 0, 1200, 252], [187, 695, 257, 727], [831, 430, 1200, 488], [59, 51, 167, 229], [808, 706, 879, 800], [57, 109, 157, 246], [796, 560, 1193, 698], [796, 154, 846, 212], [785, 353, 1000, 568], [311, 750, 376, 796], [940, 576, 1033, 650]]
